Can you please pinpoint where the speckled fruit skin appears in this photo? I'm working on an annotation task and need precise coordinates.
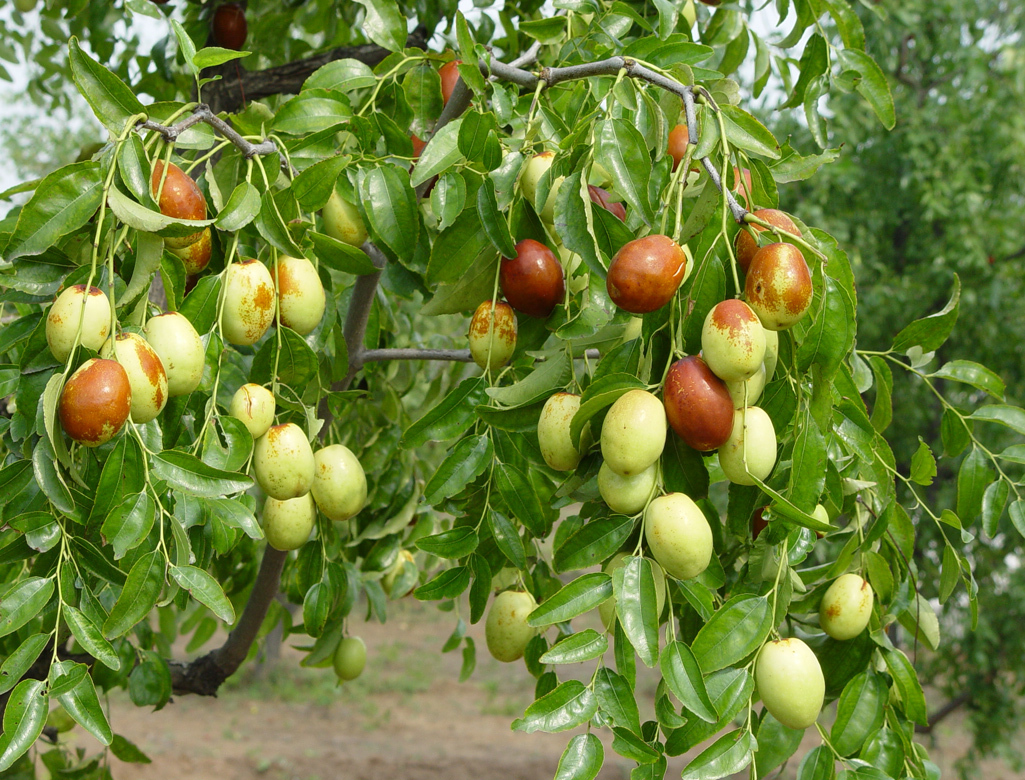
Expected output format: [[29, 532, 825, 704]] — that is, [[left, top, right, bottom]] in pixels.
[[755, 638, 825, 730], [745, 243, 813, 331], [599, 553, 667, 630], [59, 358, 132, 447], [519, 152, 562, 223], [229, 383, 275, 439], [211, 3, 247, 50], [644, 493, 714, 581], [701, 299, 767, 382], [151, 161, 206, 248], [262, 493, 316, 551], [333, 636, 367, 681], [144, 312, 204, 397], [587, 185, 626, 221], [468, 300, 517, 370], [718, 406, 777, 486], [726, 364, 766, 409], [439, 59, 461, 105], [311, 444, 367, 522], [253, 423, 315, 500], [663, 356, 735, 452], [667, 124, 691, 171], [114, 333, 167, 424], [500, 239, 565, 319], [223, 259, 276, 346], [600, 389, 667, 477], [323, 190, 368, 247], [736, 210, 802, 273], [606, 235, 688, 314], [46, 285, 111, 362], [762, 328, 779, 380], [274, 255, 325, 335], [598, 461, 657, 515], [819, 573, 874, 640], [169, 227, 212, 275], [537, 393, 589, 471], [485, 590, 537, 663]]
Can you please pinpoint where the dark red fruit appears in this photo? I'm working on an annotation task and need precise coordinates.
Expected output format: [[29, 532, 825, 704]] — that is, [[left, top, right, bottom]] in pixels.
[[212, 3, 247, 50], [59, 358, 132, 447], [752, 506, 769, 539], [606, 235, 687, 314], [588, 185, 626, 221], [663, 356, 735, 451], [440, 60, 462, 105], [735, 209, 801, 273], [500, 239, 565, 319], [667, 124, 691, 171]]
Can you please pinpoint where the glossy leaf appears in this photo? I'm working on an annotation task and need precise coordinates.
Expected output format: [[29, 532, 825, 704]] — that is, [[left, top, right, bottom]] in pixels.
[[512, 680, 598, 733], [103, 550, 165, 639], [679, 729, 756, 780], [692, 595, 772, 672], [554, 733, 604, 780], [170, 565, 236, 623], [423, 434, 492, 504], [0, 577, 54, 638], [0, 679, 47, 771], [527, 573, 612, 627], [64, 606, 120, 670], [540, 630, 609, 665], [614, 556, 660, 668], [554, 515, 635, 573], [831, 671, 887, 756], [151, 450, 253, 497], [660, 641, 717, 723]]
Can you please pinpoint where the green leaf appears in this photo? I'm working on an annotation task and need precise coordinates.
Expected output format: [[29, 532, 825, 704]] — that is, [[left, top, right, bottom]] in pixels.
[[0, 577, 54, 638], [527, 573, 612, 627], [891, 275, 959, 353], [662, 434, 710, 500], [485, 352, 572, 408], [0, 634, 49, 695], [110, 734, 152, 764], [930, 360, 1005, 400], [360, 165, 419, 266], [151, 450, 252, 497], [570, 373, 646, 448], [554, 733, 604, 780], [0, 679, 47, 771], [215, 181, 261, 232], [969, 404, 1025, 436], [250, 326, 319, 388], [421, 243, 500, 315], [494, 461, 550, 538], [353, 0, 407, 52], [882, 648, 928, 726], [291, 156, 349, 212], [411, 119, 464, 187], [414, 566, 471, 601], [255, 189, 304, 257], [103, 550, 165, 639], [909, 439, 937, 486], [32, 439, 75, 516], [193, 46, 250, 69], [476, 178, 517, 258], [423, 434, 493, 504], [210, 498, 263, 539], [720, 105, 781, 159], [831, 671, 887, 756], [781, 33, 828, 110], [614, 556, 660, 668], [679, 729, 756, 780], [170, 565, 236, 623], [554, 515, 635, 573], [594, 667, 641, 735], [512, 680, 598, 733], [304, 59, 377, 92], [415, 527, 480, 560], [797, 275, 856, 380], [838, 48, 896, 129], [309, 231, 379, 274], [691, 595, 772, 672], [427, 208, 490, 285], [789, 409, 826, 512], [272, 89, 352, 134], [797, 744, 836, 780], [540, 630, 609, 665], [54, 659, 112, 745], [403, 377, 487, 447], [754, 711, 804, 776], [64, 606, 121, 670], [5, 162, 103, 260], [956, 446, 994, 525], [660, 641, 717, 723], [982, 479, 1009, 538], [595, 118, 653, 224], [68, 38, 145, 135]]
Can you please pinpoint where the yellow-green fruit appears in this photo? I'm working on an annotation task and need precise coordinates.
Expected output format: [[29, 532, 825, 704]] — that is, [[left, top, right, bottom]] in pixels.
[[537, 392, 589, 471], [468, 300, 517, 371], [682, 0, 696, 27], [382, 550, 415, 598], [323, 190, 368, 247], [726, 364, 766, 409], [275, 255, 326, 336], [701, 299, 767, 382], [333, 636, 367, 681], [718, 406, 776, 486], [262, 493, 316, 551], [519, 151, 562, 223], [819, 573, 874, 640], [644, 493, 714, 581], [598, 553, 667, 630], [222, 259, 276, 346], [598, 461, 657, 515], [144, 312, 205, 397], [46, 285, 111, 362], [311, 444, 367, 521], [755, 638, 825, 730], [253, 423, 315, 500], [229, 383, 275, 439], [600, 389, 666, 477], [485, 590, 537, 663], [762, 328, 779, 380], [113, 332, 168, 424]]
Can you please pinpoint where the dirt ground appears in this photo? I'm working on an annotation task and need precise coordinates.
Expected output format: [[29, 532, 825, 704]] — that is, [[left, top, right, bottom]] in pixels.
[[52, 599, 1023, 780]]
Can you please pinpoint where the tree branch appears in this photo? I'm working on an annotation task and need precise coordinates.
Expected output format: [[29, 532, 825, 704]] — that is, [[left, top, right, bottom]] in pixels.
[[140, 104, 277, 160], [362, 348, 474, 363]]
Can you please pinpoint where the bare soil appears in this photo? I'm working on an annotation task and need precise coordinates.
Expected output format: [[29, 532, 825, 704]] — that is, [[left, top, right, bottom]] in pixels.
[[53, 599, 1022, 780]]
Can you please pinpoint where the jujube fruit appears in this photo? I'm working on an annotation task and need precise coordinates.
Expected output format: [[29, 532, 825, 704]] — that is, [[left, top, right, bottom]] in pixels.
[[262, 493, 316, 551], [598, 553, 667, 630], [762, 328, 779, 380], [382, 550, 416, 598], [46, 285, 111, 362], [519, 152, 562, 223], [113, 332, 168, 424], [735, 209, 802, 273], [211, 3, 247, 50], [667, 124, 692, 171], [700, 299, 766, 382], [144, 312, 204, 397], [663, 356, 735, 451], [222, 259, 276, 346], [468, 300, 517, 370], [333, 636, 367, 681], [537, 392, 588, 471], [311, 444, 367, 522], [253, 423, 315, 500], [745, 243, 813, 331], [755, 638, 824, 730], [598, 461, 657, 515], [726, 364, 766, 409], [151, 161, 207, 248], [644, 493, 714, 581], [229, 383, 275, 439], [168, 226, 212, 275], [587, 185, 626, 221], [606, 235, 687, 314], [600, 389, 666, 477], [59, 358, 132, 447], [718, 406, 776, 486], [485, 590, 537, 663], [323, 190, 369, 247], [274, 255, 326, 336], [819, 573, 874, 640], [500, 239, 565, 319], [439, 59, 461, 105]]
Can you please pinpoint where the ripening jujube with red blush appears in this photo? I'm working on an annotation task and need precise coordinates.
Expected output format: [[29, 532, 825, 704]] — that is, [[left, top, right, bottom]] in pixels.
[[666, 124, 691, 171], [211, 3, 247, 50], [439, 59, 461, 105], [59, 358, 132, 447], [151, 161, 207, 248], [745, 243, 813, 331], [587, 185, 626, 221], [663, 356, 735, 451], [169, 226, 212, 275], [468, 300, 517, 370], [735, 209, 802, 273], [606, 235, 688, 314], [113, 332, 168, 424], [700, 299, 766, 382], [223, 259, 277, 346], [500, 239, 565, 318]]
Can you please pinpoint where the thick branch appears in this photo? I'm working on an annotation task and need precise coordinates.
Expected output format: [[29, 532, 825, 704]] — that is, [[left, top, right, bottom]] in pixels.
[[362, 348, 474, 363], [140, 104, 277, 160]]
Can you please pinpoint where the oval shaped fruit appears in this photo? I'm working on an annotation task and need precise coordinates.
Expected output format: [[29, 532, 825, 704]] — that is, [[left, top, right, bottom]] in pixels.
[[606, 235, 688, 314], [485, 590, 537, 663], [601, 389, 666, 477], [274, 255, 326, 335], [59, 358, 132, 447], [382, 550, 416, 598], [587, 185, 626, 221], [762, 328, 779, 380], [537, 392, 589, 471], [311, 444, 367, 522], [700, 299, 766, 382], [731, 167, 754, 210], [144, 312, 205, 397], [598, 461, 657, 515], [745, 243, 813, 331], [169, 226, 212, 275], [663, 356, 735, 452], [735, 209, 802, 273], [114, 333, 167, 424], [644, 493, 714, 581], [211, 2, 247, 50], [323, 190, 368, 247], [151, 161, 207, 248], [229, 383, 275, 439], [519, 152, 562, 223], [439, 59, 461, 105], [819, 573, 874, 640], [726, 364, 766, 409], [223, 259, 276, 346], [253, 423, 315, 500], [333, 636, 367, 681], [468, 300, 517, 371], [262, 493, 316, 551], [755, 638, 824, 730], [500, 239, 565, 319], [718, 406, 776, 486], [46, 285, 111, 362], [667, 123, 691, 171], [598, 553, 667, 630]]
